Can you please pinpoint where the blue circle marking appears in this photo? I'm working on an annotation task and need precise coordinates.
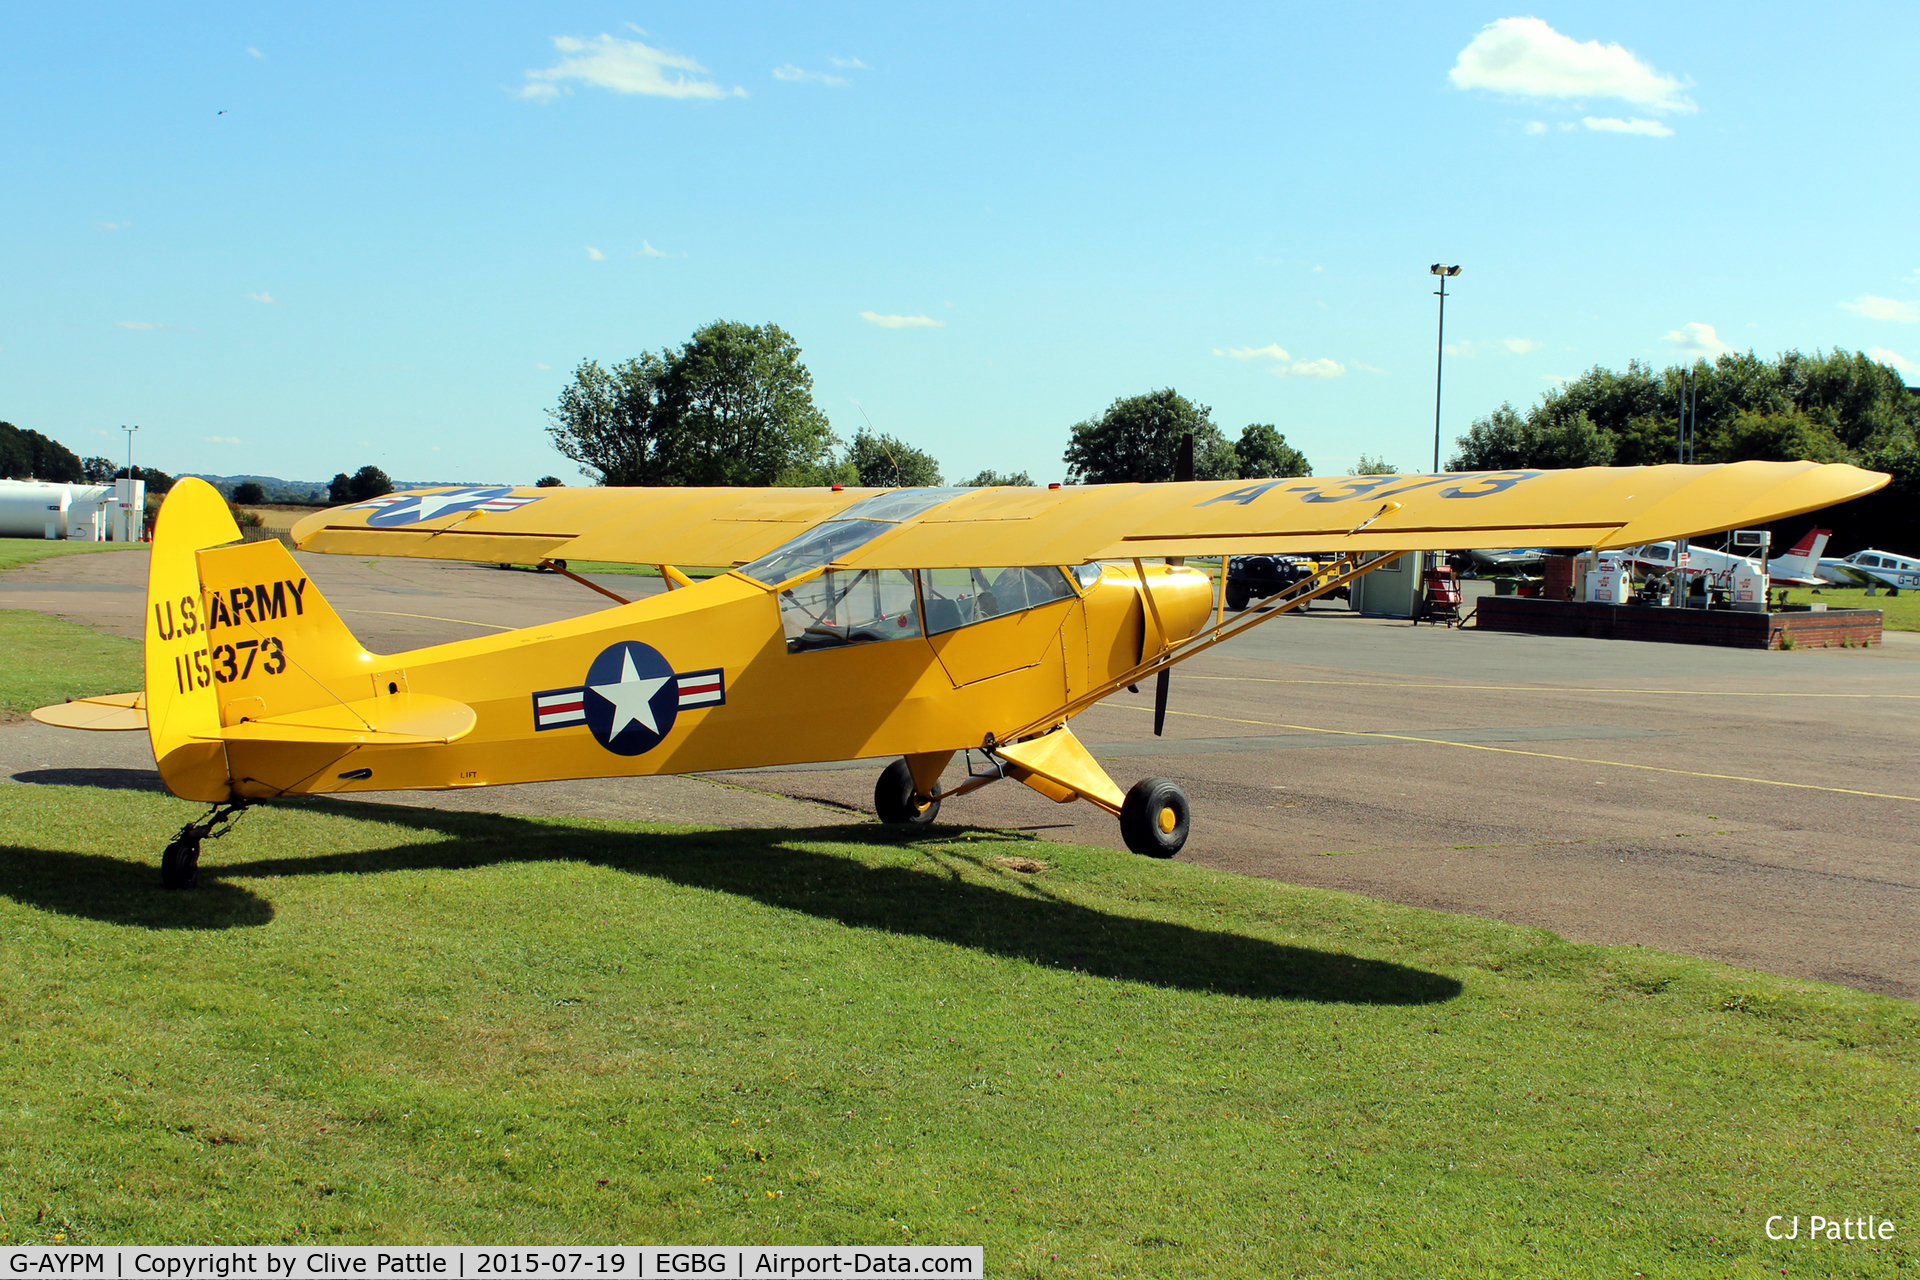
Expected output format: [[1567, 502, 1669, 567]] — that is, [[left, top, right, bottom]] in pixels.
[[583, 641, 679, 756]]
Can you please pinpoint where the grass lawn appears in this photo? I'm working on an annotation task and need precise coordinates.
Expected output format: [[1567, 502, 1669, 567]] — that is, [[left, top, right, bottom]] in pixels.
[[0, 535, 143, 575], [0, 610, 142, 715], [1, 786, 1915, 1274], [1778, 585, 1920, 632]]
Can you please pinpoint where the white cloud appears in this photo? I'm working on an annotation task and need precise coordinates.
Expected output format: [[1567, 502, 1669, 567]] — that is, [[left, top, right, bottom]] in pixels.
[[829, 56, 867, 69], [1868, 347, 1917, 376], [1662, 321, 1731, 357], [585, 246, 606, 260], [203, 436, 241, 445], [1350, 361, 1388, 375], [246, 46, 264, 59], [115, 321, 169, 331], [636, 240, 684, 258], [1841, 295, 1918, 323], [1503, 337, 1542, 353], [1450, 17, 1693, 113], [1214, 343, 1291, 361], [1523, 120, 1548, 135], [1275, 358, 1345, 379], [96, 221, 130, 231], [1582, 115, 1673, 137], [535, 362, 552, 370], [247, 291, 274, 303], [773, 64, 848, 86], [860, 311, 943, 329], [520, 33, 739, 101]]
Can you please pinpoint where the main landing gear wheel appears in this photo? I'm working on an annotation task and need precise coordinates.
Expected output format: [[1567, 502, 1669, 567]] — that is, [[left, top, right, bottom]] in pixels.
[[875, 758, 941, 826], [1224, 579, 1250, 612], [1120, 777, 1189, 858], [160, 836, 201, 890]]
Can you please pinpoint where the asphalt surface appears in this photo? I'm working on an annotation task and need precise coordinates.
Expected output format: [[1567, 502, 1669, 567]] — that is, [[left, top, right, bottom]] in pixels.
[[7, 546, 1919, 998]]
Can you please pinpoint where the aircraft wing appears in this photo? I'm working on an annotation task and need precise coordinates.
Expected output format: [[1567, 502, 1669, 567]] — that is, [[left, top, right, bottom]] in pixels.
[[289, 462, 1887, 572], [291, 485, 896, 566]]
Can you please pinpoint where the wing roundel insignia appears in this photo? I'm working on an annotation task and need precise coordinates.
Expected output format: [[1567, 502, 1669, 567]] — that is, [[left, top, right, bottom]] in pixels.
[[355, 487, 541, 527]]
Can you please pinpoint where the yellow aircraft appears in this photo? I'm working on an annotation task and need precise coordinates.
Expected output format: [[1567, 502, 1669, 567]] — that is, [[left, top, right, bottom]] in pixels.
[[33, 462, 1886, 888]]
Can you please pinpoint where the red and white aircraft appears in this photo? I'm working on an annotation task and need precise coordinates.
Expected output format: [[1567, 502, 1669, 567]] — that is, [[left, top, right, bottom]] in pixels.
[[1621, 527, 1831, 589]]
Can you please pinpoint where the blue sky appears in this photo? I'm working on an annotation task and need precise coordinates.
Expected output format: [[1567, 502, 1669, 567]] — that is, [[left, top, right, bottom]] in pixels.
[[3, 2, 1915, 486]]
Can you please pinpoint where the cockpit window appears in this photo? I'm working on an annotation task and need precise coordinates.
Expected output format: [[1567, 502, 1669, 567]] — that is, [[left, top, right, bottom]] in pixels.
[[918, 567, 1076, 634], [1070, 562, 1104, 590], [778, 568, 923, 653]]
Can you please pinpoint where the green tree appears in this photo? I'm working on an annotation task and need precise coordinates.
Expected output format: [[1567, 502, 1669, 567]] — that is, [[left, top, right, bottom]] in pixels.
[[534, 475, 565, 488], [327, 473, 353, 504], [960, 469, 1036, 487], [1063, 389, 1237, 484], [1699, 409, 1851, 465], [0, 422, 84, 482], [1354, 454, 1399, 476], [848, 428, 943, 487], [548, 321, 840, 486], [1234, 424, 1311, 478], [1448, 404, 1615, 471], [347, 465, 393, 502], [232, 481, 266, 504], [81, 456, 117, 484], [117, 465, 173, 493]]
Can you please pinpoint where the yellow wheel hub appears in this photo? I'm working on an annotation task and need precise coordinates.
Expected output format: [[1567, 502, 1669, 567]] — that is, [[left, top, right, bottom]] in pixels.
[[1158, 806, 1178, 834]]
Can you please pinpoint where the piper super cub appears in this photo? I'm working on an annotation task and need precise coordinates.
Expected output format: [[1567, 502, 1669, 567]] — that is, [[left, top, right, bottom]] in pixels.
[[33, 460, 1886, 888]]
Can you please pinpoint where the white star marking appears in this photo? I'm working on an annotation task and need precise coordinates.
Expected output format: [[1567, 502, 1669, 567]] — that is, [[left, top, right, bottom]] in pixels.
[[591, 649, 671, 738], [404, 490, 497, 521]]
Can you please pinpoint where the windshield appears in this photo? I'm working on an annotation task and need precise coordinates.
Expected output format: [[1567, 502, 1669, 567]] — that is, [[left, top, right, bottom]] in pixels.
[[835, 487, 969, 522], [735, 488, 971, 585]]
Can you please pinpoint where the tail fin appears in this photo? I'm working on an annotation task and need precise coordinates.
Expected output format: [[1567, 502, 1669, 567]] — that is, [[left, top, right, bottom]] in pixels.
[[1782, 526, 1830, 558], [145, 479, 245, 800], [147, 479, 380, 799], [1769, 526, 1831, 579]]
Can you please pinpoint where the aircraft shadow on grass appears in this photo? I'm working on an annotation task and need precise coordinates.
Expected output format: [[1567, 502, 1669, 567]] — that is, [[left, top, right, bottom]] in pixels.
[[1, 787, 1460, 1007]]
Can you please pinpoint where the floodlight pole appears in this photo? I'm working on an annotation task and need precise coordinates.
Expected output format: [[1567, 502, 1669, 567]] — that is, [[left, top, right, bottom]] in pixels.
[[1430, 265, 1461, 473], [121, 425, 139, 542]]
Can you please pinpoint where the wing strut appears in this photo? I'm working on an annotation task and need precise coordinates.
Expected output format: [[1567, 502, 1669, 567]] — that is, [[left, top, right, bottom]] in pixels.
[[1004, 551, 1395, 743]]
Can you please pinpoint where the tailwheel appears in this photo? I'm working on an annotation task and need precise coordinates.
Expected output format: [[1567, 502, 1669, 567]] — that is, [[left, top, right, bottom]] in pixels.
[[160, 836, 201, 890], [875, 758, 942, 826], [1120, 777, 1189, 858]]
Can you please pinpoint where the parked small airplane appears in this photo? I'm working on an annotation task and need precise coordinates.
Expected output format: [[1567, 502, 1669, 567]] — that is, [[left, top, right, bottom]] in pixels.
[[1623, 526, 1832, 589], [1468, 547, 1551, 571], [1817, 548, 1920, 592], [33, 462, 1887, 888]]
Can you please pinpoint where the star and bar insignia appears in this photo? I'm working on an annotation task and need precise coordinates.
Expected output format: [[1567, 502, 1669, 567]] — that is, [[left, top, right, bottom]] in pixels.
[[532, 640, 725, 756], [352, 487, 543, 527]]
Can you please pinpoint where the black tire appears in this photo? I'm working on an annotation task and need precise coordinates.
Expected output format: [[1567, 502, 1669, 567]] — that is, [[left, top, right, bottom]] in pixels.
[[160, 837, 200, 890], [1120, 777, 1189, 857], [1224, 579, 1250, 612], [874, 758, 941, 826]]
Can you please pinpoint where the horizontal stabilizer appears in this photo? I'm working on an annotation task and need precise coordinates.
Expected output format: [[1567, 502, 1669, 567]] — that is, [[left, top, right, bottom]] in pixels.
[[32, 691, 147, 732], [193, 692, 476, 746]]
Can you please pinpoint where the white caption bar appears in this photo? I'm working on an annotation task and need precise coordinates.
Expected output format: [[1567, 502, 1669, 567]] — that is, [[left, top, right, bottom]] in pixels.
[[1, 1247, 982, 1279]]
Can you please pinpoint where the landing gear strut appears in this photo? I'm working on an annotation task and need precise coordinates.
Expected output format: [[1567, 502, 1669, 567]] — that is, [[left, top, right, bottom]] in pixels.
[[160, 800, 252, 890]]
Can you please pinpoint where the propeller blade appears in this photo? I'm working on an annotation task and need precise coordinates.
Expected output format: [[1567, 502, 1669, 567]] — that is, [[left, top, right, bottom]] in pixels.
[[1153, 668, 1170, 736]]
